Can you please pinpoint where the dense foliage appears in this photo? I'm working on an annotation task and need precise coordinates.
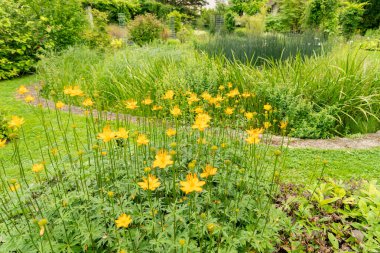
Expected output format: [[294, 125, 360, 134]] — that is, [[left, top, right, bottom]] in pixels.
[[37, 44, 380, 138], [128, 14, 164, 45]]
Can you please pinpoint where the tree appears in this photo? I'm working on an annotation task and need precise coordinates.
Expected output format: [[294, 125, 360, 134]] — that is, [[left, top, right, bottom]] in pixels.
[[356, 0, 380, 33], [230, 0, 266, 16], [304, 0, 339, 34]]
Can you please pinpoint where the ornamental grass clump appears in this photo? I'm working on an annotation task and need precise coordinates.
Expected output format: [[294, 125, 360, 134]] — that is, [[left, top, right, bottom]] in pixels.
[[0, 84, 289, 252]]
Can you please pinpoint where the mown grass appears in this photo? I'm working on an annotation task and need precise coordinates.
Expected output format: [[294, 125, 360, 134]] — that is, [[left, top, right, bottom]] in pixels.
[[1, 76, 379, 183]]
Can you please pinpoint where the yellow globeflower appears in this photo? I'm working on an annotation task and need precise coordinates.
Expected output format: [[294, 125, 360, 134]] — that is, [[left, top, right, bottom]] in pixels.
[[17, 85, 29, 95], [264, 122, 272, 129], [187, 93, 200, 105], [224, 107, 234, 115], [153, 149, 173, 169], [200, 164, 217, 178], [180, 173, 205, 194], [115, 214, 132, 228], [241, 92, 251, 98], [226, 88, 240, 98], [138, 174, 161, 191], [194, 107, 204, 114], [32, 163, 44, 173], [166, 128, 176, 137], [246, 128, 264, 136], [97, 125, 116, 143], [192, 113, 211, 132], [24, 95, 35, 103], [55, 101, 65, 110], [245, 135, 261, 144], [136, 134, 149, 146], [142, 98, 153, 105], [280, 120, 288, 130], [170, 106, 182, 117], [201, 91, 212, 101], [152, 105, 163, 111], [124, 99, 139, 110], [263, 103, 272, 111], [0, 139, 6, 148], [163, 90, 174, 100], [116, 128, 129, 139], [244, 112, 254, 120], [82, 98, 94, 107], [8, 116, 25, 129], [9, 183, 20, 192], [64, 86, 84, 97]]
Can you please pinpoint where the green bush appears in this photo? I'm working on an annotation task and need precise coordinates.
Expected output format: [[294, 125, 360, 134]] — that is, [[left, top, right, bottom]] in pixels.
[[128, 14, 164, 46], [339, 2, 366, 39], [0, 0, 86, 80], [82, 9, 111, 48]]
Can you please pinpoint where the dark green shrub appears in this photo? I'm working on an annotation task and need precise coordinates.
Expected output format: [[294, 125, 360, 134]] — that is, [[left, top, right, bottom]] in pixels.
[[82, 9, 111, 48], [128, 14, 163, 45], [339, 2, 366, 39], [224, 12, 236, 33], [0, 112, 10, 141]]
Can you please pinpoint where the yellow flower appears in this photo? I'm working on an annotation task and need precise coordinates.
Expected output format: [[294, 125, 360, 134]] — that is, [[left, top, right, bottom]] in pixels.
[[152, 105, 163, 111], [263, 103, 272, 111], [82, 98, 94, 107], [211, 145, 218, 151], [32, 163, 44, 173], [197, 138, 207, 144], [200, 164, 217, 178], [17, 85, 29, 95], [24, 95, 35, 103], [137, 134, 149, 146], [245, 128, 264, 145], [224, 107, 234, 115], [264, 122, 272, 129], [241, 92, 251, 98], [8, 116, 25, 129], [226, 88, 240, 98], [218, 85, 225, 91], [245, 135, 261, 144], [227, 82, 233, 88], [108, 191, 114, 198], [55, 101, 65, 110], [246, 128, 264, 136], [187, 93, 200, 105], [153, 149, 173, 169], [115, 214, 132, 228], [116, 128, 129, 139], [194, 107, 204, 114], [244, 112, 256, 120], [280, 120, 288, 130], [9, 183, 20, 192], [179, 239, 186, 246], [188, 160, 196, 169], [138, 174, 161, 191], [201, 91, 212, 101], [0, 139, 6, 148], [110, 38, 123, 49], [142, 98, 153, 105], [170, 106, 182, 117], [180, 173, 205, 194], [124, 99, 139, 110], [166, 128, 176, 137], [38, 218, 48, 236], [144, 167, 151, 172], [64, 86, 84, 97], [97, 125, 116, 142], [163, 90, 174, 100], [192, 113, 211, 132]]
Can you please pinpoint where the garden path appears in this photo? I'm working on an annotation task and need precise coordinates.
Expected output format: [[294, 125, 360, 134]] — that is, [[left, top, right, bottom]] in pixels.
[[18, 83, 380, 150]]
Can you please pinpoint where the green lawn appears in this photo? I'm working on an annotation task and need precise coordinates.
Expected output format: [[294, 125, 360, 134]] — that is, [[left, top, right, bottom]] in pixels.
[[1, 76, 379, 183]]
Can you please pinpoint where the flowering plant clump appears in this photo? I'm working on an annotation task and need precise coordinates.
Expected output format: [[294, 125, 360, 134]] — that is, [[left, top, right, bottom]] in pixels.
[[0, 84, 290, 252]]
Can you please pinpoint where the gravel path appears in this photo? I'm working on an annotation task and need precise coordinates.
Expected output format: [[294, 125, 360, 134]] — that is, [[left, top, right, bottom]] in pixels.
[[16, 83, 380, 150]]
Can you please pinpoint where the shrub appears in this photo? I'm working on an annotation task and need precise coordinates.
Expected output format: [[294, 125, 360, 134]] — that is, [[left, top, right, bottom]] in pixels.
[[128, 14, 163, 45], [0, 112, 10, 141], [224, 12, 236, 33], [81, 0, 141, 22], [339, 2, 366, 39], [81, 9, 111, 48], [0, 0, 86, 80]]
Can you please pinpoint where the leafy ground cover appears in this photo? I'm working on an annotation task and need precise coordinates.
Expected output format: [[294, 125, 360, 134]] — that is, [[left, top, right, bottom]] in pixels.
[[0, 76, 379, 252]]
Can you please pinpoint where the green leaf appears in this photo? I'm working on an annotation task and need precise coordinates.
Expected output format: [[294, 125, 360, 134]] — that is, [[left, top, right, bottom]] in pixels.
[[328, 232, 339, 249]]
